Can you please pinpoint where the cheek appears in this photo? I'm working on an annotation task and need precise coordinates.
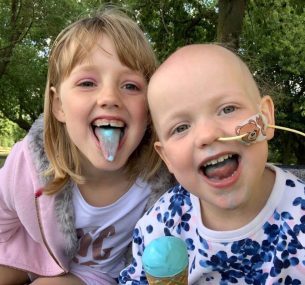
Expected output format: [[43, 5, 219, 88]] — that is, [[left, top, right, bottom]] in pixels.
[[250, 142, 268, 162], [242, 142, 268, 185], [164, 144, 192, 173], [134, 100, 148, 120], [62, 98, 87, 115], [131, 101, 149, 134]]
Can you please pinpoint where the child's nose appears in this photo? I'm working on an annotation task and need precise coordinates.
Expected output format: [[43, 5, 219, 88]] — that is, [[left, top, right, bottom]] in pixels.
[[97, 86, 122, 109], [194, 120, 220, 147]]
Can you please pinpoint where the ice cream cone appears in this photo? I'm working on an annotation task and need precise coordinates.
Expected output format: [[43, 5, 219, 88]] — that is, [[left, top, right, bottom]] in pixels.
[[142, 236, 188, 285], [146, 267, 188, 284]]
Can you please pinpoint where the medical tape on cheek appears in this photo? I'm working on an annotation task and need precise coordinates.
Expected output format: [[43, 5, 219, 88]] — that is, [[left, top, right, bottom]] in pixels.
[[218, 113, 267, 145], [236, 113, 267, 144], [218, 112, 305, 144]]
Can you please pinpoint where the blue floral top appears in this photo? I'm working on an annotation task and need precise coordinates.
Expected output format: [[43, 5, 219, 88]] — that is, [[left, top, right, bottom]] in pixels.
[[119, 165, 305, 284]]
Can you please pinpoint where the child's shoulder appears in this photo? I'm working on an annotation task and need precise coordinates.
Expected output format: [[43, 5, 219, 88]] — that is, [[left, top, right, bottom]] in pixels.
[[6, 114, 45, 167], [152, 183, 191, 205], [270, 164, 305, 215], [276, 165, 305, 184], [2, 136, 29, 169], [1, 115, 46, 188], [141, 184, 193, 222], [135, 184, 194, 240], [272, 164, 305, 189]]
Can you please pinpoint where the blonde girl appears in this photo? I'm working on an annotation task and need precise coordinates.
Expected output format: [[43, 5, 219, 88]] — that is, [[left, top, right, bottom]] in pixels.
[[0, 7, 168, 285]]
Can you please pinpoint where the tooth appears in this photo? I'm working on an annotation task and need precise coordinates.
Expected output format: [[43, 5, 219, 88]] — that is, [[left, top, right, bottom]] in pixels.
[[204, 154, 232, 167], [95, 128, 121, 162], [110, 120, 124, 127], [218, 157, 225, 163], [94, 119, 124, 128]]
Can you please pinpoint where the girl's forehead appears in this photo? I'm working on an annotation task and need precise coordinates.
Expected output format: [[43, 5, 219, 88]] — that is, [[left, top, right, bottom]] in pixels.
[[52, 22, 155, 85], [59, 34, 109, 76]]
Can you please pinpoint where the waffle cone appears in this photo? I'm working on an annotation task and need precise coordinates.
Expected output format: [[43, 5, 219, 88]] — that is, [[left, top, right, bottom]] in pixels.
[[146, 267, 188, 284]]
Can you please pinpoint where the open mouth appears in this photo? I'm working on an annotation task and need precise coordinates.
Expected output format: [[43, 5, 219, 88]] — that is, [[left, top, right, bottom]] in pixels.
[[200, 154, 240, 181], [92, 119, 126, 161]]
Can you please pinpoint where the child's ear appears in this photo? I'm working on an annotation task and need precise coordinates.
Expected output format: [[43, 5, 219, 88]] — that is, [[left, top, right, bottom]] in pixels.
[[260, 95, 275, 140], [154, 141, 174, 174], [51, 87, 66, 123]]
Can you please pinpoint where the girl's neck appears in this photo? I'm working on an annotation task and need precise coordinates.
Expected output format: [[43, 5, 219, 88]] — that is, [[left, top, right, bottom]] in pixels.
[[78, 168, 133, 207]]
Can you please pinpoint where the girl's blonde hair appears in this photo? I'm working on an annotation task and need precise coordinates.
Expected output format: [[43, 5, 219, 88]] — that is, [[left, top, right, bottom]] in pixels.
[[43, 7, 160, 195]]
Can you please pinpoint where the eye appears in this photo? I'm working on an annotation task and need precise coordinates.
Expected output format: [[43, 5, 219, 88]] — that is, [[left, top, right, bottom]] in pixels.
[[173, 124, 190, 134], [122, 83, 140, 91], [78, 80, 96, 88], [221, 105, 236, 114]]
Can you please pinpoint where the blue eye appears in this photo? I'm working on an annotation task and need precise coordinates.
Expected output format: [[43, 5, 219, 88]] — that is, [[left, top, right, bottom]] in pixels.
[[123, 83, 140, 91], [222, 105, 236, 114], [78, 81, 95, 88], [173, 124, 189, 134]]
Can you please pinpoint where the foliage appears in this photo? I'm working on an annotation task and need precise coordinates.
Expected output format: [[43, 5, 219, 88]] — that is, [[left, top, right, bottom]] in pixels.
[[0, 0, 104, 131], [0, 0, 304, 164], [126, 0, 218, 62], [0, 115, 25, 147], [241, 0, 305, 164]]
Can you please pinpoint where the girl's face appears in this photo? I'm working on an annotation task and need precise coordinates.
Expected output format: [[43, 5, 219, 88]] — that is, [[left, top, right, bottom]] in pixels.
[[149, 45, 275, 223], [52, 34, 148, 174]]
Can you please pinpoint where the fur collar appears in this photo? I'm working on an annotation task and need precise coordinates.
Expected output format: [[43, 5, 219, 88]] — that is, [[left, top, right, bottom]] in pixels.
[[27, 114, 78, 257]]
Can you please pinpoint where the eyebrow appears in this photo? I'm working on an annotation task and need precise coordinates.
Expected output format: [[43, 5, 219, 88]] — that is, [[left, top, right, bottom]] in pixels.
[[71, 63, 143, 76], [70, 64, 97, 75]]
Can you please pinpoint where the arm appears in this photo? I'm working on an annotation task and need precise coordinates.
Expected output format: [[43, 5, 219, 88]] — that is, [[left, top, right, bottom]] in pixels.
[[0, 142, 23, 242], [0, 137, 38, 242]]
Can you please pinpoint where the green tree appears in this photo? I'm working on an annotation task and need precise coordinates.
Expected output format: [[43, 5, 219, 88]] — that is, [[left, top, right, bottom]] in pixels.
[[0, 0, 102, 131], [0, 115, 25, 146], [126, 0, 219, 62], [0, 0, 304, 164], [242, 0, 305, 164]]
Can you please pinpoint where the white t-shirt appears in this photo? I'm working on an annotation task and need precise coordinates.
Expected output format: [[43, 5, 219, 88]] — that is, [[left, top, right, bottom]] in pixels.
[[71, 179, 151, 278]]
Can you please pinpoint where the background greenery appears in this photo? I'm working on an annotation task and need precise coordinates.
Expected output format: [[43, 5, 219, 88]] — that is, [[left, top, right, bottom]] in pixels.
[[0, 0, 304, 166]]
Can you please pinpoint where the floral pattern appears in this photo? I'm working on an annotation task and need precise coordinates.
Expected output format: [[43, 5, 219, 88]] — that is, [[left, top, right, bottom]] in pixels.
[[119, 166, 305, 284]]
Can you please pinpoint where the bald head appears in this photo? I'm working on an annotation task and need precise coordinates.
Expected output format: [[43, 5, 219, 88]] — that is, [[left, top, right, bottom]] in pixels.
[[150, 44, 258, 90], [148, 44, 261, 128], [148, 44, 275, 205]]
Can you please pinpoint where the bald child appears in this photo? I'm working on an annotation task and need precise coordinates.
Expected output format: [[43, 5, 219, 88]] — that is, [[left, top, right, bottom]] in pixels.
[[119, 44, 305, 284]]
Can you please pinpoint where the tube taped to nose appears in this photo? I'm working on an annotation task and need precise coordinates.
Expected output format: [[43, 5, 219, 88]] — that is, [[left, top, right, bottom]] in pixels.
[[218, 112, 305, 144], [95, 128, 121, 161], [235, 113, 267, 144], [218, 113, 267, 145]]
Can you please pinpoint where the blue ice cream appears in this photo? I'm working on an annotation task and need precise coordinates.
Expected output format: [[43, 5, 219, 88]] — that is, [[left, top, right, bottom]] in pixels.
[[142, 236, 188, 278]]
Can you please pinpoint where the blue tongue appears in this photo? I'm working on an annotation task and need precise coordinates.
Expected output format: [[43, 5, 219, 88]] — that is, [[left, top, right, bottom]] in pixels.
[[95, 128, 121, 162]]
